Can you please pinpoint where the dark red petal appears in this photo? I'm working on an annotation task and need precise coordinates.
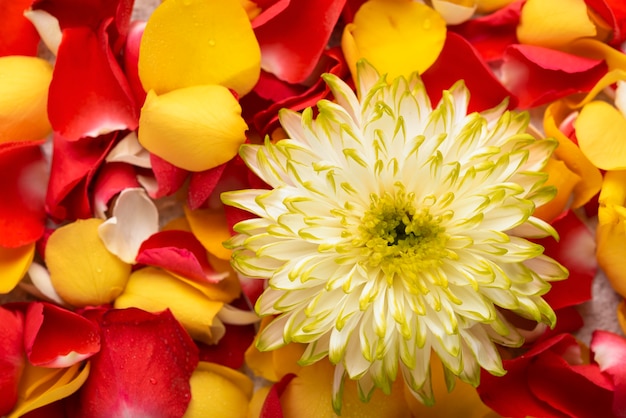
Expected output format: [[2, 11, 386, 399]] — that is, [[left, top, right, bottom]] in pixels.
[[46, 132, 117, 221], [136, 230, 224, 284], [76, 308, 199, 418], [24, 302, 101, 368], [187, 163, 227, 210], [591, 330, 626, 416], [0, 141, 47, 247], [254, 0, 346, 83], [197, 323, 256, 369], [0, 306, 24, 416], [421, 32, 516, 113], [450, 0, 523, 62], [260, 374, 296, 418], [0, 0, 40, 56], [148, 153, 189, 199], [527, 350, 615, 418], [501, 44, 608, 109], [48, 24, 138, 141], [537, 211, 596, 310]]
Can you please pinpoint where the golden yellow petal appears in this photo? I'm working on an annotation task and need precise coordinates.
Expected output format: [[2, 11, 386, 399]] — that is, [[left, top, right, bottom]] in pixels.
[[597, 209, 626, 299], [139, 87, 247, 172], [114, 267, 224, 345], [46, 219, 131, 307], [0, 56, 52, 143], [183, 363, 251, 418], [517, 0, 596, 49], [184, 206, 233, 259], [342, 0, 446, 82], [0, 243, 35, 293], [139, 0, 260, 96], [476, 0, 516, 13], [576, 101, 626, 170]]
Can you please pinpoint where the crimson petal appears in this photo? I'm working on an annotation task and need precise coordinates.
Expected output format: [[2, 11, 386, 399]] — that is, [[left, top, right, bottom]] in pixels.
[[198, 323, 256, 369], [188, 163, 227, 210], [24, 302, 100, 368], [76, 308, 198, 418], [421, 32, 516, 113], [136, 230, 225, 284], [501, 44, 608, 109], [586, 0, 626, 46], [0, 306, 24, 416], [148, 153, 189, 199], [0, 141, 47, 247], [260, 374, 295, 418], [48, 23, 138, 141], [0, 0, 40, 56], [254, 0, 346, 83], [92, 162, 141, 218]]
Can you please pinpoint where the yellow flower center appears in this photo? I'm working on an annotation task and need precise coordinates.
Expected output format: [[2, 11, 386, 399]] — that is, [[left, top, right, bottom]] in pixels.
[[357, 189, 450, 279]]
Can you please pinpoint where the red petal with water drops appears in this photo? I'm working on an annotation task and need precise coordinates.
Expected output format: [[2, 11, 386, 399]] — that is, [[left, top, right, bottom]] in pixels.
[[537, 211, 596, 310], [591, 330, 626, 416], [136, 230, 225, 284], [48, 23, 137, 141], [421, 32, 516, 113], [254, 0, 346, 83], [0, 0, 40, 56], [46, 132, 117, 221], [0, 306, 24, 415], [501, 44, 608, 109], [0, 141, 47, 247], [24, 302, 101, 368], [451, 0, 523, 62], [76, 308, 198, 418]]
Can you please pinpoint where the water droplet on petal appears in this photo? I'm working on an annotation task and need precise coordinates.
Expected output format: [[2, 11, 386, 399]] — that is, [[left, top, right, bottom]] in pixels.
[[150, 378, 157, 385], [208, 39, 216, 47], [423, 19, 431, 30]]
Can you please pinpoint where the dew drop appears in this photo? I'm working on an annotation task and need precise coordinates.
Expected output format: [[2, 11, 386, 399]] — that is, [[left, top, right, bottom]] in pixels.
[[208, 39, 216, 47], [149, 378, 157, 385], [422, 19, 431, 30]]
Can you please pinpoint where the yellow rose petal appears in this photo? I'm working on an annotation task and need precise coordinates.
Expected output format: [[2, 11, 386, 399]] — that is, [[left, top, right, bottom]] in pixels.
[[46, 219, 131, 307], [576, 101, 626, 170], [544, 102, 602, 208], [139, 0, 260, 97], [139, 86, 247, 172], [517, 0, 596, 49], [0, 243, 35, 293], [476, 0, 516, 13], [114, 267, 224, 345], [184, 206, 233, 259], [0, 56, 52, 143], [8, 362, 90, 418], [342, 0, 446, 81]]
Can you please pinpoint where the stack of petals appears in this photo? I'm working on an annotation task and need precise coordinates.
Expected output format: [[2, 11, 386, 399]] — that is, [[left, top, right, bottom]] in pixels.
[[1, 0, 626, 416]]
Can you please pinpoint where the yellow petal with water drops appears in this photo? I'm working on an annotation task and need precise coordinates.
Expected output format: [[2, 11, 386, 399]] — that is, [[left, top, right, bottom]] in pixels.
[[533, 158, 581, 222], [46, 219, 131, 307], [8, 362, 90, 418], [476, 0, 516, 13], [618, 300, 626, 335], [139, 86, 247, 172], [0, 56, 52, 143], [139, 0, 260, 97], [185, 206, 233, 259], [597, 170, 626, 299], [280, 359, 408, 418], [0, 243, 35, 293], [183, 362, 252, 418], [342, 0, 446, 82], [114, 267, 224, 345], [576, 101, 626, 170], [405, 356, 498, 418], [517, 0, 596, 49], [544, 101, 602, 208]]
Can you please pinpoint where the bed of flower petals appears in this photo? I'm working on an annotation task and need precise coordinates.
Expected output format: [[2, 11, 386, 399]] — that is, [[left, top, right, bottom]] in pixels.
[[2, 0, 626, 416]]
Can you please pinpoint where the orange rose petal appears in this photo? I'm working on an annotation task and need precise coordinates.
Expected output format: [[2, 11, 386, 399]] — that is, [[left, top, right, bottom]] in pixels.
[[184, 206, 233, 260], [534, 159, 581, 222], [139, 0, 260, 96], [576, 101, 626, 170], [45, 219, 131, 307], [0, 243, 35, 293], [476, 0, 516, 13]]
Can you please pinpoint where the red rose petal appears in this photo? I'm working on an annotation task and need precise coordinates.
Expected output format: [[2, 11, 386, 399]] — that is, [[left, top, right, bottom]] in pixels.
[[46, 132, 117, 221], [536, 211, 596, 310], [197, 323, 256, 369], [421, 32, 516, 113], [254, 0, 346, 83], [24, 302, 101, 368], [501, 44, 608, 109], [586, 0, 626, 45], [0, 141, 47, 247], [591, 330, 626, 415], [188, 163, 227, 210], [260, 374, 296, 418], [92, 162, 141, 218], [136, 230, 225, 284], [250, 0, 290, 28], [148, 153, 189, 199], [76, 308, 199, 418], [0, 0, 40, 57], [48, 23, 138, 141], [0, 306, 24, 416], [123, 20, 147, 106], [451, 0, 523, 62]]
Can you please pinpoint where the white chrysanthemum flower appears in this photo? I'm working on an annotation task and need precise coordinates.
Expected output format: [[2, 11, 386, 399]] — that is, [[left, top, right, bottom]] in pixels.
[[222, 61, 567, 410]]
